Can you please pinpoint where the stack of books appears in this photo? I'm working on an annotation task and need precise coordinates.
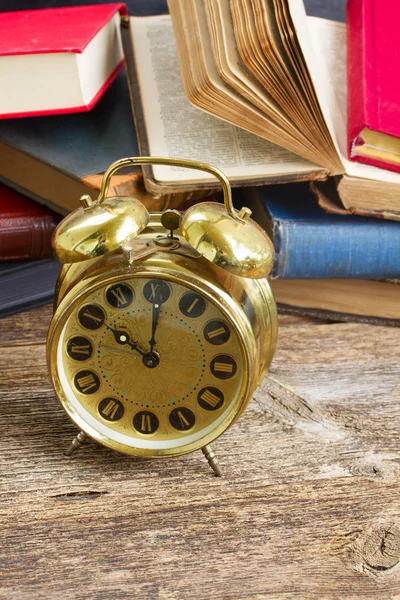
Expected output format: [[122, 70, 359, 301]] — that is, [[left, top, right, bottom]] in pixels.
[[0, 4, 142, 317], [121, 0, 400, 325], [1, 0, 399, 326]]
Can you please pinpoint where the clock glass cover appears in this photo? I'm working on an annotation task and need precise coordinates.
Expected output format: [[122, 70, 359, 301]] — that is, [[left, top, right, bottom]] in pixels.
[[55, 276, 247, 455]]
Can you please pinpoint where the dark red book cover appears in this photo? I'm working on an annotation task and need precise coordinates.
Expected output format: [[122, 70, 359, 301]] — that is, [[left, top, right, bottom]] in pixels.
[[0, 183, 60, 260], [347, 0, 400, 173]]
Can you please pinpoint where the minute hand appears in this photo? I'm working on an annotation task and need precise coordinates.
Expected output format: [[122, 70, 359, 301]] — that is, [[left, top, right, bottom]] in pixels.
[[148, 301, 161, 353]]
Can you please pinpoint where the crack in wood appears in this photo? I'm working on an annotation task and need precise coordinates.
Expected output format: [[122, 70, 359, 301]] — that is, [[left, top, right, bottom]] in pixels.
[[254, 377, 317, 422], [51, 490, 109, 500], [252, 377, 347, 441]]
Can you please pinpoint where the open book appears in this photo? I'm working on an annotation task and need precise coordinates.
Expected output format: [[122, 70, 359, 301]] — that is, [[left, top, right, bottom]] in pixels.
[[121, 2, 400, 219]]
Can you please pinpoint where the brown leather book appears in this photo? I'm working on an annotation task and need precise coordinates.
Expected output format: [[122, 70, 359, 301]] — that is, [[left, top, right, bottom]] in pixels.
[[0, 183, 60, 261]]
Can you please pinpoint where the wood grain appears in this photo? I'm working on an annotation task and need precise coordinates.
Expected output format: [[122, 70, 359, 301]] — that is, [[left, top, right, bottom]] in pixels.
[[1, 305, 400, 599]]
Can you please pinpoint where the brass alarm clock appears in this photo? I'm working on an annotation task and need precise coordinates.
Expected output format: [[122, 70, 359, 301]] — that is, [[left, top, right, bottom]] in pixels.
[[47, 157, 277, 475]]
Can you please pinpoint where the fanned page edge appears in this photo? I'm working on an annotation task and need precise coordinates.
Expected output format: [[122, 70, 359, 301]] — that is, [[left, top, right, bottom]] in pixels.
[[126, 13, 326, 190], [286, 1, 344, 175]]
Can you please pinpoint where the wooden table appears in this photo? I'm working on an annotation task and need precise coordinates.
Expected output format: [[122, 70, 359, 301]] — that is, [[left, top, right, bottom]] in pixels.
[[1, 305, 399, 599]]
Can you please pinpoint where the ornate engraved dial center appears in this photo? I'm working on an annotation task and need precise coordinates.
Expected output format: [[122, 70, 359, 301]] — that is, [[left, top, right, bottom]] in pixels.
[[97, 309, 206, 410]]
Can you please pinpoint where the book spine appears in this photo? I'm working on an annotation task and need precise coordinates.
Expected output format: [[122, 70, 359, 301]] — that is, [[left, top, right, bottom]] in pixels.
[[347, 0, 370, 153], [0, 215, 57, 260], [271, 219, 400, 280], [0, 259, 61, 318]]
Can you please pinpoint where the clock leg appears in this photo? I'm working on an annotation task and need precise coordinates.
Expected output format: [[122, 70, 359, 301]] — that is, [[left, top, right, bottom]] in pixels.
[[65, 430, 88, 456], [201, 444, 222, 477]]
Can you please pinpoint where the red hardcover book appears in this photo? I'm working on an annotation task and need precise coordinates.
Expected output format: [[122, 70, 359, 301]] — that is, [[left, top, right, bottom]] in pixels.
[[0, 183, 60, 260], [347, 0, 400, 173], [0, 3, 127, 118]]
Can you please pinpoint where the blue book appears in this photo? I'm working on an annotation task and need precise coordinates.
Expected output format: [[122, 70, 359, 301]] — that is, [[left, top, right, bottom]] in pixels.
[[246, 183, 400, 279]]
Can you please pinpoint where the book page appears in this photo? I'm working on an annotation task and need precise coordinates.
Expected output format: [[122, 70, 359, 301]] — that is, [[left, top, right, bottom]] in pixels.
[[130, 14, 320, 184], [205, 0, 290, 125], [287, 2, 344, 164], [188, 0, 308, 153], [302, 15, 400, 185], [213, 0, 274, 100]]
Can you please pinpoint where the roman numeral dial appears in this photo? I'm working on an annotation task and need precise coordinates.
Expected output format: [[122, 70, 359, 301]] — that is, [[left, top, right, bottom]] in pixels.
[[203, 320, 231, 345], [66, 336, 93, 361], [179, 292, 206, 318], [143, 279, 171, 304], [133, 411, 159, 434], [74, 370, 100, 394], [197, 387, 224, 411], [106, 283, 134, 309], [210, 355, 237, 379], [78, 304, 105, 330], [61, 275, 245, 451], [98, 398, 125, 422], [169, 407, 196, 431]]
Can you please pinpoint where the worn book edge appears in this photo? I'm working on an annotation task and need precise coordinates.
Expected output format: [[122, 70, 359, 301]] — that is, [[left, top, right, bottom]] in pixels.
[[271, 279, 400, 326]]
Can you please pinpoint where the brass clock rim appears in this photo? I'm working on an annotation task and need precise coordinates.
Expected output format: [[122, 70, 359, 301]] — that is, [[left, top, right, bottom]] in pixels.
[[47, 265, 258, 458]]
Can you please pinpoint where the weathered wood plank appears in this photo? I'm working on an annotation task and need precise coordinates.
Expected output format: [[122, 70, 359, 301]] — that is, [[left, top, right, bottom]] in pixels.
[[0, 304, 53, 346], [1, 307, 400, 599]]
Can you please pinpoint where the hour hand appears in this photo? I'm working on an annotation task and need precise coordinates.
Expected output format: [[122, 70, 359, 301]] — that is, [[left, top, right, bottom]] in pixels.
[[106, 325, 146, 357]]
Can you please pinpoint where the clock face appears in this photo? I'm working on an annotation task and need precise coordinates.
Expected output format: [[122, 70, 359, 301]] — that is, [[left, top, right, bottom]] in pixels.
[[55, 276, 247, 454]]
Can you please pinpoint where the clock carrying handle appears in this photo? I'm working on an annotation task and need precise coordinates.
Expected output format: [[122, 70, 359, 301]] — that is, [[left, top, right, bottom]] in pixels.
[[97, 157, 251, 224]]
